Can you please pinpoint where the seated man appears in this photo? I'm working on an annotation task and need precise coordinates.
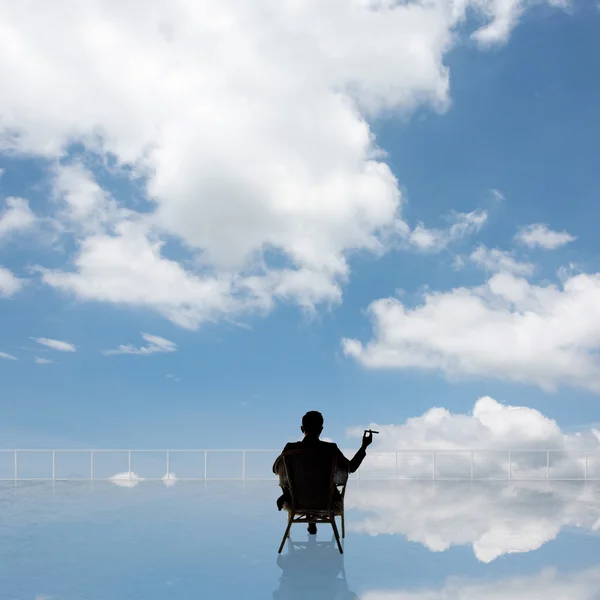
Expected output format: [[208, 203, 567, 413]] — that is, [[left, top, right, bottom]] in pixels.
[[273, 410, 373, 534]]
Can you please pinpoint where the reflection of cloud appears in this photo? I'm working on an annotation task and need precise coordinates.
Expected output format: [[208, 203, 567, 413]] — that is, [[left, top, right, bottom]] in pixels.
[[109, 471, 144, 488], [162, 472, 178, 488], [348, 481, 600, 563], [362, 566, 600, 600]]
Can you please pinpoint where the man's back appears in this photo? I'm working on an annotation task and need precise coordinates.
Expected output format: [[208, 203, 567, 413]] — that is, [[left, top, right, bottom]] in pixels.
[[274, 437, 366, 482]]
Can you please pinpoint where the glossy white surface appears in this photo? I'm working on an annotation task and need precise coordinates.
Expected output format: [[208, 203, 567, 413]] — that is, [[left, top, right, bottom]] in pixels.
[[1, 481, 600, 599]]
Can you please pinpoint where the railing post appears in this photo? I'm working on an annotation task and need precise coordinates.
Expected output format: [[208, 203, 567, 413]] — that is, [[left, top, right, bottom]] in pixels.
[[166, 451, 170, 479], [204, 450, 208, 480], [128, 450, 132, 479], [585, 452, 588, 481], [14, 450, 18, 481], [432, 451, 436, 480], [508, 450, 512, 480], [90, 451, 94, 480], [242, 450, 246, 481], [52, 450, 56, 481], [546, 451, 550, 480], [470, 451, 474, 481]]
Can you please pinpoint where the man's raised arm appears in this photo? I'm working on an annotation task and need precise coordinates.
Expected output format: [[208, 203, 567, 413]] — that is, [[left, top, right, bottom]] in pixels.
[[336, 430, 373, 474]]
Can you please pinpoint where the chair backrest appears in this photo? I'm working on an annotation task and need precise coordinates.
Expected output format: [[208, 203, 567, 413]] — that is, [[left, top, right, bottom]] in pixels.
[[282, 448, 337, 511]]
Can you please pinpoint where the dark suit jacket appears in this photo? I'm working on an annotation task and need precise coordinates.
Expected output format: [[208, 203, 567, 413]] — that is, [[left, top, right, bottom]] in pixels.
[[273, 437, 366, 488]]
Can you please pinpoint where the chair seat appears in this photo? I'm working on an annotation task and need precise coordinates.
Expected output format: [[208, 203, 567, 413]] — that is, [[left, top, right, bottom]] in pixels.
[[283, 501, 343, 515]]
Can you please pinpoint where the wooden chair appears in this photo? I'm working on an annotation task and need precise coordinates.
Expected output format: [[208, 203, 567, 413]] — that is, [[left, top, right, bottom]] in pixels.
[[277, 448, 344, 554]]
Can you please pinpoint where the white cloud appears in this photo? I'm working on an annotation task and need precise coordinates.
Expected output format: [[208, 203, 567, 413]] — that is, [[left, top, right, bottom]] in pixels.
[[51, 162, 130, 235], [0, 351, 17, 360], [346, 396, 599, 453], [0, 0, 561, 327], [0, 196, 36, 238], [345, 397, 600, 482], [0, 265, 23, 297], [33, 337, 76, 352], [343, 270, 600, 391], [162, 472, 178, 488], [516, 223, 576, 249], [109, 471, 144, 488], [362, 567, 600, 600], [470, 245, 534, 275], [104, 332, 177, 356], [34, 357, 53, 364], [408, 210, 488, 252]]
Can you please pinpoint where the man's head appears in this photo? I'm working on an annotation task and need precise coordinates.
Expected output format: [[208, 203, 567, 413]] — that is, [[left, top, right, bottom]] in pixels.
[[301, 411, 324, 437]]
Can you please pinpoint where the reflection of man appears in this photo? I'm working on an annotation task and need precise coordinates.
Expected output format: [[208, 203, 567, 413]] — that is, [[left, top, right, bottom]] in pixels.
[[273, 537, 360, 600], [273, 411, 373, 534]]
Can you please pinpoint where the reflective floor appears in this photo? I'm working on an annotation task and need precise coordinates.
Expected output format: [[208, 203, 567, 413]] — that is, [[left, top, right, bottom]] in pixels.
[[1, 480, 600, 599]]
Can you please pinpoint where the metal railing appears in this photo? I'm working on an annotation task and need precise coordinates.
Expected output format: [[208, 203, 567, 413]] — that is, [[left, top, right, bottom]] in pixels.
[[0, 449, 597, 482]]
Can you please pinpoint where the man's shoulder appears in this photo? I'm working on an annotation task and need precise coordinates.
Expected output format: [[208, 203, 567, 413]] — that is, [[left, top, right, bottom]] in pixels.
[[283, 440, 339, 452], [282, 441, 303, 451]]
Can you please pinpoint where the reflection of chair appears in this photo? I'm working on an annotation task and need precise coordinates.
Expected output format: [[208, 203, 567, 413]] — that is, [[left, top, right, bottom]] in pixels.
[[277, 449, 344, 554], [274, 537, 359, 600]]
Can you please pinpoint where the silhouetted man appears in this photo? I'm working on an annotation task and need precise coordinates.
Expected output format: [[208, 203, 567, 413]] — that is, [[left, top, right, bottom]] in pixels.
[[273, 411, 373, 534]]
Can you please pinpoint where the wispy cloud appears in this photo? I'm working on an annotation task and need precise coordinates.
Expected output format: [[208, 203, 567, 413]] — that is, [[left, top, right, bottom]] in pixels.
[[489, 188, 505, 203], [470, 245, 534, 275], [0, 351, 17, 361], [516, 223, 576, 249], [166, 373, 181, 382], [408, 210, 488, 252], [33, 337, 76, 352], [104, 333, 177, 356], [34, 357, 53, 365]]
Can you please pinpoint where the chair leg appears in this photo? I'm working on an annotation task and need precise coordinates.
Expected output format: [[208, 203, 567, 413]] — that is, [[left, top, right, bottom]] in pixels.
[[278, 514, 294, 554], [330, 515, 343, 554], [341, 511, 345, 539]]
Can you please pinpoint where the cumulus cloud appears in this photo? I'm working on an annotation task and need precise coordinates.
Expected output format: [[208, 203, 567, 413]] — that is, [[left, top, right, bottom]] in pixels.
[[51, 162, 130, 235], [362, 566, 600, 600], [343, 270, 600, 391], [0, 0, 563, 327], [0, 265, 23, 297], [516, 223, 576, 249], [345, 396, 600, 483], [104, 332, 177, 356], [470, 245, 534, 275], [0, 351, 17, 360], [0, 196, 36, 238], [408, 210, 488, 252], [33, 337, 76, 352], [346, 396, 600, 452]]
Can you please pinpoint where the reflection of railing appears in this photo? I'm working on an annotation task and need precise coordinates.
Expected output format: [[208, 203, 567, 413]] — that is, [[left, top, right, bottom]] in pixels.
[[0, 449, 598, 481]]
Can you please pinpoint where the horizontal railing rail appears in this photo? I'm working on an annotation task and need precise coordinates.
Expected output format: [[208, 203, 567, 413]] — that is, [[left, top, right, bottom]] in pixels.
[[0, 449, 598, 482]]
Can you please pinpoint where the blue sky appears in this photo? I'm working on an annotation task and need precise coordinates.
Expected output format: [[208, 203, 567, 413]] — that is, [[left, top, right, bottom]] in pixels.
[[1, 0, 600, 450]]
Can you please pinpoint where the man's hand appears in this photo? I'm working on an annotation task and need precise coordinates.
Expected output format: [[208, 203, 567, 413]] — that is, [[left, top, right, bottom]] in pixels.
[[361, 430, 373, 449]]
